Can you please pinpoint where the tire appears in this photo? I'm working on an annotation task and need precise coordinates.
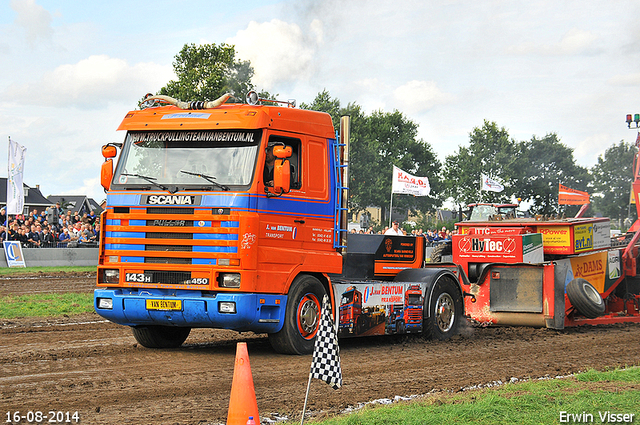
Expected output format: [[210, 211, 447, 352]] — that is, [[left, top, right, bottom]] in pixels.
[[430, 242, 452, 263], [566, 278, 605, 319], [269, 275, 326, 355], [423, 276, 462, 340], [131, 325, 191, 348]]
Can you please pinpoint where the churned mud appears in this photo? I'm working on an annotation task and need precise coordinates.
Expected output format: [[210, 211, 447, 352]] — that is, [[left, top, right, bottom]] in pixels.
[[1, 273, 639, 424]]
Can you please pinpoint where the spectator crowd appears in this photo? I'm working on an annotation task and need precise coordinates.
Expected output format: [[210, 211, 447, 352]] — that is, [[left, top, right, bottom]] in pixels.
[[0, 202, 100, 248], [351, 222, 454, 245]]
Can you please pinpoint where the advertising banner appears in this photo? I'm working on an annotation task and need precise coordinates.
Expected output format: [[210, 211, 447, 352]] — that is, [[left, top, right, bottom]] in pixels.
[[3, 241, 26, 268], [391, 166, 430, 197]]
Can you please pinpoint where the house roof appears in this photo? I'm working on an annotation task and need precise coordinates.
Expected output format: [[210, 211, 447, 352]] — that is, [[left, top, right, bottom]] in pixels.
[[0, 177, 52, 207], [46, 195, 103, 214]]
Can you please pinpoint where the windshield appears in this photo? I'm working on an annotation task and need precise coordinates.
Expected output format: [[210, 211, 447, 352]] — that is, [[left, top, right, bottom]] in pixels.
[[341, 292, 355, 305], [406, 293, 422, 306], [113, 130, 261, 190]]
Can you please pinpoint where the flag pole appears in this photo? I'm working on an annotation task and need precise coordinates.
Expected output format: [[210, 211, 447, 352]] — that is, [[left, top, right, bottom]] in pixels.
[[300, 373, 313, 425], [5, 136, 9, 243], [388, 192, 394, 228]]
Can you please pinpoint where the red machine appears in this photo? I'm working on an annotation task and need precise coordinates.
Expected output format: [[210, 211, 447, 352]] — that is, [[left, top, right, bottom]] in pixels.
[[425, 116, 640, 328]]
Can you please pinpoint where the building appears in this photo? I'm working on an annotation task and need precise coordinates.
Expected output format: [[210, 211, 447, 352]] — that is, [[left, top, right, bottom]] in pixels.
[[47, 195, 103, 215], [0, 178, 53, 215]]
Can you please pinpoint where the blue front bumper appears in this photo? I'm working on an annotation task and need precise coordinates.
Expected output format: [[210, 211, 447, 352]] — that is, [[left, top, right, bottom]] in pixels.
[[94, 288, 287, 333]]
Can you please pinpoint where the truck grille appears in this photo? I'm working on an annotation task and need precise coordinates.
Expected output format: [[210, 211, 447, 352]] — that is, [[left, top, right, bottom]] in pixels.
[[147, 207, 194, 215], [103, 206, 239, 273]]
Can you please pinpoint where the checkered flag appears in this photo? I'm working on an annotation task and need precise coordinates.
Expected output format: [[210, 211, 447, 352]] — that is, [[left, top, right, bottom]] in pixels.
[[309, 294, 342, 390]]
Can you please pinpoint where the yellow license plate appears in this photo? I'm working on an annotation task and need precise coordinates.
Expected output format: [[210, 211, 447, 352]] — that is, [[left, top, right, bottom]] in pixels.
[[146, 299, 182, 311]]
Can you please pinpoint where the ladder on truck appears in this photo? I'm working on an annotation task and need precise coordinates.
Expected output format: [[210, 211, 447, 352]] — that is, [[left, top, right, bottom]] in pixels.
[[333, 118, 350, 250]]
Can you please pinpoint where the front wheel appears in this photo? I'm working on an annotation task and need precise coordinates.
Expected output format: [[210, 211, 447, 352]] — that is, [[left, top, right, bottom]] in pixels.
[[423, 276, 462, 340], [131, 325, 191, 348], [269, 275, 326, 355]]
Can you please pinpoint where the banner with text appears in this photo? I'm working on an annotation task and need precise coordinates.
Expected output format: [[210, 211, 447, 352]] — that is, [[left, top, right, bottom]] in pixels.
[[558, 183, 590, 205], [391, 166, 430, 197], [480, 174, 504, 192], [6, 138, 26, 215]]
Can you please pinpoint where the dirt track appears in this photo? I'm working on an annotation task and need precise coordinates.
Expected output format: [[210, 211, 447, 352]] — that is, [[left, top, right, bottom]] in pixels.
[[1, 273, 640, 424]]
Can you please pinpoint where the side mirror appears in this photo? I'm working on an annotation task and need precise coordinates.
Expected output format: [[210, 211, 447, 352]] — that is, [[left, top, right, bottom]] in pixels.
[[102, 145, 117, 158], [273, 145, 292, 159], [273, 159, 291, 194], [101, 159, 113, 191]]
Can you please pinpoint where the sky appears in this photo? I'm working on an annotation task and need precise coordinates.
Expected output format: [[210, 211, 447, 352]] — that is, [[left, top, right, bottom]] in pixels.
[[1, 0, 640, 204]]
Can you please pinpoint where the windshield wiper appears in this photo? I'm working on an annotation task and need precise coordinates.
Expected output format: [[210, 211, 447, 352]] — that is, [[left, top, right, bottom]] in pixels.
[[121, 173, 176, 193], [180, 170, 229, 191]]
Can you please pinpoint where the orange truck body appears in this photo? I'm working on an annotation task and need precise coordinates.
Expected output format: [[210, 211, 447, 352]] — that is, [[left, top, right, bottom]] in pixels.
[[93, 98, 457, 354]]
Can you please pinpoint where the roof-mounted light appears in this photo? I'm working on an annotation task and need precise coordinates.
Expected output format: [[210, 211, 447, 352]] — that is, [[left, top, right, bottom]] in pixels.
[[626, 113, 640, 128]]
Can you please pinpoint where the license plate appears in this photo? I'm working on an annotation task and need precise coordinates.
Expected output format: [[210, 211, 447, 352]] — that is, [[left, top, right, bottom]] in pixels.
[[146, 299, 182, 311]]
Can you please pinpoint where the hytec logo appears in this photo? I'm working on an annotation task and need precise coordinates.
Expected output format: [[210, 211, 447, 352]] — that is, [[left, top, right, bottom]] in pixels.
[[143, 195, 198, 205], [458, 236, 516, 254]]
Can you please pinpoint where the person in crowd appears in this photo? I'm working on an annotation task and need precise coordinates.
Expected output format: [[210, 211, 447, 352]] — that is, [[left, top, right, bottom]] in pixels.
[[41, 226, 55, 248], [7, 223, 20, 241], [87, 210, 97, 225], [58, 227, 71, 247], [27, 224, 41, 248], [385, 221, 403, 236], [17, 226, 28, 246]]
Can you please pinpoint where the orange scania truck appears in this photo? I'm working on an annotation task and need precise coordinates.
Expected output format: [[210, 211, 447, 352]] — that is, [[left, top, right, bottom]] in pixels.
[[94, 92, 463, 354]]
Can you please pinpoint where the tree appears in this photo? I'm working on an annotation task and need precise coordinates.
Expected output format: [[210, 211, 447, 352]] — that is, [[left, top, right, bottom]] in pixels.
[[590, 141, 637, 223], [157, 43, 256, 102], [519, 134, 590, 216], [443, 120, 524, 207], [302, 91, 442, 217]]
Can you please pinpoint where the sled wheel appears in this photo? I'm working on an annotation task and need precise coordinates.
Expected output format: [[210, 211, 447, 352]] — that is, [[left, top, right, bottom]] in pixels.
[[269, 275, 325, 355], [131, 325, 191, 348], [424, 276, 462, 340], [430, 241, 452, 263], [566, 278, 605, 319]]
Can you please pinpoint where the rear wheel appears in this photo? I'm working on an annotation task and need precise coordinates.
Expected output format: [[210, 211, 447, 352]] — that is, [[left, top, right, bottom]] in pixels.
[[269, 275, 326, 355], [566, 278, 605, 319], [131, 325, 191, 348], [430, 242, 452, 263], [424, 276, 462, 340]]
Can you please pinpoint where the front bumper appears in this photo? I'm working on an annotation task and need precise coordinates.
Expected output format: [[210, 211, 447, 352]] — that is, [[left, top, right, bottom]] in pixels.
[[94, 288, 286, 333]]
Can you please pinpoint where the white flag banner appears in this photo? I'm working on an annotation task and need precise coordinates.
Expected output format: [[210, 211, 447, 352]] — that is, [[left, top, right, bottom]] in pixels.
[[7, 139, 27, 215], [481, 174, 504, 193], [391, 166, 430, 197]]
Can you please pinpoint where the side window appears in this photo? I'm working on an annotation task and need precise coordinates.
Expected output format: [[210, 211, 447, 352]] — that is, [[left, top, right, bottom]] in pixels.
[[267, 135, 301, 189]]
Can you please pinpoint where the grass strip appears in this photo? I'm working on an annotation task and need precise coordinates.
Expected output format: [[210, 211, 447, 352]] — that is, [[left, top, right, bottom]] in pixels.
[[308, 367, 640, 425], [0, 266, 96, 276], [0, 293, 94, 318]]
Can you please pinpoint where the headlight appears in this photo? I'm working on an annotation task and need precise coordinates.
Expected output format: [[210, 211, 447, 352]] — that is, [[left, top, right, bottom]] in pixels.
[[102, 269, 120, 284], [96, 298, 113, 310], [218, 301, 236, 314], [219, 273, 241, 288]]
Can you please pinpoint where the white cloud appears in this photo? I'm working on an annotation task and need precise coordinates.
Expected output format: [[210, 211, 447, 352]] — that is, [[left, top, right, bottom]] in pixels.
[[3, 55, 174, 108], [11, 0, 53, 45], [507, 28, 599, 56], [393, 80, 454, 115], [608, 73, 640, 86], [227, 19, 324, 89]]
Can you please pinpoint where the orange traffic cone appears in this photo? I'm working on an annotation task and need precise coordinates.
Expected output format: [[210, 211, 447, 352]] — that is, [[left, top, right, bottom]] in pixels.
[[226, 342, 259, 425]]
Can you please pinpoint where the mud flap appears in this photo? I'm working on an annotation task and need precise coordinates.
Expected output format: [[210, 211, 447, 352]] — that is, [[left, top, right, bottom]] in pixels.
[[548, 261, 568, 329]]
